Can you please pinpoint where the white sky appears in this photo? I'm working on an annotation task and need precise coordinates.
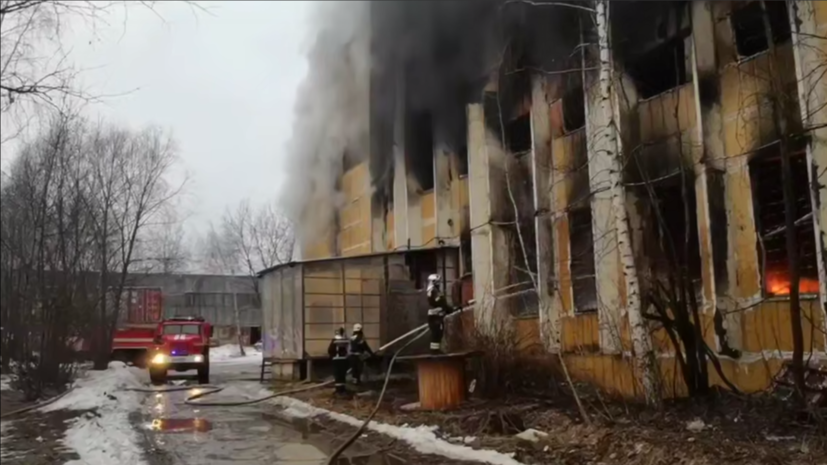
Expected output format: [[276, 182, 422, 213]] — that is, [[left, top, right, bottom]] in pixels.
[[57, 1, 313, 234]]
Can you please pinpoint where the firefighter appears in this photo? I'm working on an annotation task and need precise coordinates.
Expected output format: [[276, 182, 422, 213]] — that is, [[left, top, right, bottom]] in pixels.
[[349, 323, 374, 385], [327, 327, 350, 395], [426, 273, 456, 354]]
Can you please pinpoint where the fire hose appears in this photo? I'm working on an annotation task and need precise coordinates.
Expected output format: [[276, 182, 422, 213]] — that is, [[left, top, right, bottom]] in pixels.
[[4, 301, 476, 460]]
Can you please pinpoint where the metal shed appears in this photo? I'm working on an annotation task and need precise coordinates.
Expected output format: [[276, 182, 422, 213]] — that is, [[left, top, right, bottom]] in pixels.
[[258, 248, 460, 376]]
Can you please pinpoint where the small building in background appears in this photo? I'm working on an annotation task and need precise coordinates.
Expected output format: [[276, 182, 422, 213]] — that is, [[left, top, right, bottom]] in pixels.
[[126, 273, 262, 346]]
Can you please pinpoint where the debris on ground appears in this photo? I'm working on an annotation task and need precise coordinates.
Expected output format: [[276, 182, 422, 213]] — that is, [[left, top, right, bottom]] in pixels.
[[280, 378, 827, 465]]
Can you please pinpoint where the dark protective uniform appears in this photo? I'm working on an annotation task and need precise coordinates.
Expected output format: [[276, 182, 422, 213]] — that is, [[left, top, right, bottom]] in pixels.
[[327, 329, 349, 395], [427, 282, 456, 354], [349, 332, 373, 384]]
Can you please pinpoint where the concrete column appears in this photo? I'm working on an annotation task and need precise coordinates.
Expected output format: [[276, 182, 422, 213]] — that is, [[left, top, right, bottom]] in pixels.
[[468, 102, 510, 328], [790, 0, 827, 348], [529, 76, 559, 351], [690, 0, 739, 349], [435, 145, 460, 246], [392, 76, 409, 250]]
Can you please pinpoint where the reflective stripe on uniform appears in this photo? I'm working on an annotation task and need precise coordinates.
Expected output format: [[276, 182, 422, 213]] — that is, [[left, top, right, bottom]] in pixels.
[[430, 342, 441, 349], [427, 308, 444, 316]]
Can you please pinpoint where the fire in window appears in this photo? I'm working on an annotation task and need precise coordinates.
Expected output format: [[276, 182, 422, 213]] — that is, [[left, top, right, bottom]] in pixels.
[[731, 1, 792, 59], [569, 207, 598, 313], [749, 147, 819, 296]]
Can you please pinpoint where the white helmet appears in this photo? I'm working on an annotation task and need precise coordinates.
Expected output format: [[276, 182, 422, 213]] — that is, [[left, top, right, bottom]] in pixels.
[[427, 274, 441, 286], [352, 323, 363, 332]]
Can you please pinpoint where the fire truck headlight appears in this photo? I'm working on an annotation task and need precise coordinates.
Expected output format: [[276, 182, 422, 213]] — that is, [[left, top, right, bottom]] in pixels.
[[151, 353, 169, 365], [193, 354, 204, 363]]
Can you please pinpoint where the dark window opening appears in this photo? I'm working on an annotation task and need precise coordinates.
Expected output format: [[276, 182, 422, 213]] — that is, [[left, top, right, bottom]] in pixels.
[[507, 221, 539, 317], [648, 182, 703, 286], [731, 1, 792, 58], [457, 144, 469, 177], [407, 252, 437, 290], [569, 208, 597, 313], [506, 113, 533, 154], [562, 86, 585, 132], [707, 170, 730, 293], [460, 234, 473, 275], [627, 37, 688, 100], [750, 148, 818, 296], [406, 111, 435, 191]]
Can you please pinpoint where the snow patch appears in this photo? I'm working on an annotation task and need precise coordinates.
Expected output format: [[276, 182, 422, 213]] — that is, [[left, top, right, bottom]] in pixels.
[[210, 344, 262, 364], [264, 390, 525, 465], [42, 362, 148, 465]]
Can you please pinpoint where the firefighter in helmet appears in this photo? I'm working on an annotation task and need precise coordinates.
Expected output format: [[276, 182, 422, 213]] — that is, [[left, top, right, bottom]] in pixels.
[[327, 327, 349, 395], [349, 323, 373, 385], [426, 274, 456, 354]]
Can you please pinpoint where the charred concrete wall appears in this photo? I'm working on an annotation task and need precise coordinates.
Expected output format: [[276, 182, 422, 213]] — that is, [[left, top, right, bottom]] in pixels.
[[295, 0, 827, 399]]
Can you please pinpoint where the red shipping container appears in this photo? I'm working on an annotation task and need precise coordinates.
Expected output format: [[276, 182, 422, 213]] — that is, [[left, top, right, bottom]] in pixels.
[[124, 288, 163, 324]]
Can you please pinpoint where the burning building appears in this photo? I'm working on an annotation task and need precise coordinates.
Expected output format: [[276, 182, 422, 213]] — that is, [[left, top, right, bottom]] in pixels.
[[268, 0, 827, 396]]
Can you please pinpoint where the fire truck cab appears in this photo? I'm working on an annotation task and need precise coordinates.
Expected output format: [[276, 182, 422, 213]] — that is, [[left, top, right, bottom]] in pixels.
[[148, 316, 213, 385]]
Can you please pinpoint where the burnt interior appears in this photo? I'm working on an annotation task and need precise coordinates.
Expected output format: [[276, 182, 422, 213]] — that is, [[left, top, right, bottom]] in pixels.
[[613, 1, 691, 100], [405, 110, 435, 191], [569, 207, 598, 314], [562, 85, 586, 133], [749, 143, 818, 296], [731, 0, 792, 58], [644, 177, 703, 288], [706, 169, 730, 293], [506, 114, 533, 154]]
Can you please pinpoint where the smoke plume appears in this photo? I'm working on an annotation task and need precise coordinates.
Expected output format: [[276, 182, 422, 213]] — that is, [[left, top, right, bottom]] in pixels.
[[282, 0, 580, 249]]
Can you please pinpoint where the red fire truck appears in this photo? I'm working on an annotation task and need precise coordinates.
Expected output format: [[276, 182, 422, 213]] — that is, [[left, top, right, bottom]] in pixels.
[[110, 287, 164, 366], [147, 316, 213, 385]]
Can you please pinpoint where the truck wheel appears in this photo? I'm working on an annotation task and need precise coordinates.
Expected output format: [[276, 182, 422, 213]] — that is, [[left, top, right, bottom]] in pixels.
[[197, 365, 210, 384], [149, 368, 167, 386]]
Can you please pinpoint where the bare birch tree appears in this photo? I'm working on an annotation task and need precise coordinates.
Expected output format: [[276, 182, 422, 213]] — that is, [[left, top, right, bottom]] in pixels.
[[594, 0, 658, 405], [197, 198, 294, 355]]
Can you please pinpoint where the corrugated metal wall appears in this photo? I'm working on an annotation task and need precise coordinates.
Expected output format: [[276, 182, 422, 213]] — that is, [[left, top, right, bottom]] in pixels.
[[261, 266, 303, 359], [302, 256, 384, 358]]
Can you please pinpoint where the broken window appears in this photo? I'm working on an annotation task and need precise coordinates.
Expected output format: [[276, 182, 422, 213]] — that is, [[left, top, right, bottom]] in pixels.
[[506, 113, 532, 154], [648, 182, 703, 286], [406, 111, 435, 191], [707, 169, 730, 293], [457, 144, 469, 177], [569, 207, 598, 313], [626, 37, 689, 100], [750, 147, 819, 296], [562, 85, 585, 133], [731, 0, 792, 58]]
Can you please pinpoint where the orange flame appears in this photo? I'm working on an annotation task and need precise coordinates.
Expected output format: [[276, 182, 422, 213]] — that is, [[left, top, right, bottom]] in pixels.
[[766, 275, 821, 296]]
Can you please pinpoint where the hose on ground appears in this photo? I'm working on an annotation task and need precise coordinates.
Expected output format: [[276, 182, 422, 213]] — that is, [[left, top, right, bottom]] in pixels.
[[325, 327, 429, 465], [0, 386, 76, 420]]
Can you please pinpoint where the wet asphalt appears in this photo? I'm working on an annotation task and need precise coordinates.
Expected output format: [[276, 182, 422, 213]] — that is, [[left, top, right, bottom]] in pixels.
[[132, 358, 385, 465]]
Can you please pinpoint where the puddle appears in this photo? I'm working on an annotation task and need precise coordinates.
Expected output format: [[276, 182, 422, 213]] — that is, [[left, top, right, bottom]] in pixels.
[[149, 418, 213, 433]]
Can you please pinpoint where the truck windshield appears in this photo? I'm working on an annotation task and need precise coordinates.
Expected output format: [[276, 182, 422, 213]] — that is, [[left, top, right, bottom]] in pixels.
[[162, 324, 200, 335]]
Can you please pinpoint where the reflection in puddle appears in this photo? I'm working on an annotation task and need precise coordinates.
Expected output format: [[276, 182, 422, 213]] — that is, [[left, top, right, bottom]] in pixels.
[[149, 418, 213, 433]]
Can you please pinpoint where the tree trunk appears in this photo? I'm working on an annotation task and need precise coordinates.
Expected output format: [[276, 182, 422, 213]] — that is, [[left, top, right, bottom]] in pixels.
[[595, 0, 658, 405], [233, 292, 245, 356], [760, 0, 806, 398]]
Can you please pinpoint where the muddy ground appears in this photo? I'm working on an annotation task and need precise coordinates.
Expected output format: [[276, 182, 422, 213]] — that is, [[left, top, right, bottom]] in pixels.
[[280, 378, 827, 465], [0, 390, 85, 465]]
